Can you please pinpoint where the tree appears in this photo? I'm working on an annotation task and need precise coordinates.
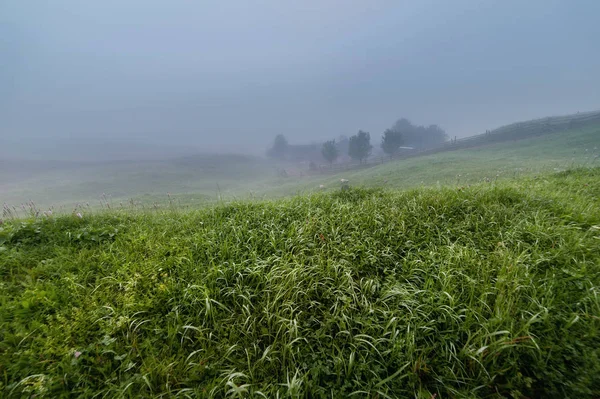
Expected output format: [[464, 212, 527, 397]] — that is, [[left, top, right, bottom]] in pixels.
[[388, 118, 447, 149], [321, 140, 339, 166], [266, 134, 288, 160], [425, 124, 447, 145], [381, 129, 403, 157], [348, 130, 372, 163]]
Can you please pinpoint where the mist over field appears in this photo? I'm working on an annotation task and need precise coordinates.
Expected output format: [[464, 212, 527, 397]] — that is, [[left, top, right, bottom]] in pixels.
[[2, 0, 600, 162], [3, 2, 600, 397]]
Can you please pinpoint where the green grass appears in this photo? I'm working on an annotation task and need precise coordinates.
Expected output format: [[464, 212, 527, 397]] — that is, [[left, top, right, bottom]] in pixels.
[[252, 123, 600, 199], [2, 121, 599, 211], [1, 167, 599, 397]]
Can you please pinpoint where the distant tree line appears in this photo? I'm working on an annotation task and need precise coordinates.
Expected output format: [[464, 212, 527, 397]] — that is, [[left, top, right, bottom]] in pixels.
[[387, 119, 447, 150], [267, 118, 448, 164]]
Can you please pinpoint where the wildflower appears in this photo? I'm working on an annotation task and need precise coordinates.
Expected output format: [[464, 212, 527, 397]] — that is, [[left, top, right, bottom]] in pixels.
[[76, 212, 83, 219], [74, 351, 82, 358]]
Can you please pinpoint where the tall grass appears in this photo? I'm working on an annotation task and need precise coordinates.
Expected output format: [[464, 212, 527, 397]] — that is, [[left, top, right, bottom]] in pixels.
[[1, 168, 599, 397]]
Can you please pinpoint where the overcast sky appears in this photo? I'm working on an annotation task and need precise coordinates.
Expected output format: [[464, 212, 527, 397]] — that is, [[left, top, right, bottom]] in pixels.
[[2, 0, 599, 157]]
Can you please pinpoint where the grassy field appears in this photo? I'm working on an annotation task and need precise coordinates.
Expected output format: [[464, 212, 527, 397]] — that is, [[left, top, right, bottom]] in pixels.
[[1, 167, 599, 397], [2, 120, 599, 212], [253, 122, 600, 199], [0, 154, 275, 209]]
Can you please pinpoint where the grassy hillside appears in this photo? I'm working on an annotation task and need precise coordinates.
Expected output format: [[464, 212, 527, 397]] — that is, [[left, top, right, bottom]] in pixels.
[[1, 168, 599, 397], [254, 122, 600, 198], [2, 119, 599, 211], [126, 121, 600, 206]]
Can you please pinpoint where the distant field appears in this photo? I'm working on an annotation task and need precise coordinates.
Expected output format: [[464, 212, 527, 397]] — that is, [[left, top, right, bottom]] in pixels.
[[1, 118, 599, 212], [1, 168, 599, 397], [0, 154, 275, 209], [248, 122, 600, 199]]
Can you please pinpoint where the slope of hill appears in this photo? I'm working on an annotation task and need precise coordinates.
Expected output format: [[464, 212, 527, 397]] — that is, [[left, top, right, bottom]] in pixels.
[[437, 109, 600, 152], [1, 113, 599, 211], [255, 121, 600, 198], [1, 168, 599, 397]]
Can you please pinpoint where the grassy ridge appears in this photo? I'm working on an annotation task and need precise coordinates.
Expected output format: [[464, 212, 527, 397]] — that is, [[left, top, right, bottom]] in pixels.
[[2, 121, 599, 210], [257, 122, 600, 198], [1, 168, 600, 397]]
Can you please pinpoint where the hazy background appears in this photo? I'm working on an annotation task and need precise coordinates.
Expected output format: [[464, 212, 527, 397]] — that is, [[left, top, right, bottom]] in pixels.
[[2, 0, 600, 161]]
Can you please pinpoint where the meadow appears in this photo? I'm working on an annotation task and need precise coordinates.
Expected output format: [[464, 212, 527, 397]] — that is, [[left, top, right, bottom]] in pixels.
[[0, 154, 274, 209], [1, 115, 600, 397], [1, 167, 599, 397], [2, 119, 599, 212], [255, 122, 600, 199]]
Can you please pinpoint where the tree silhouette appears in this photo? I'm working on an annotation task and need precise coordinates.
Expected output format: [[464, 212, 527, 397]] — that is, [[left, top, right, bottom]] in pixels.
[[266, 134, 288, 160], [381, 129, 403, 157], [348, 131, 372, 163], [321, 140, 339, 166]]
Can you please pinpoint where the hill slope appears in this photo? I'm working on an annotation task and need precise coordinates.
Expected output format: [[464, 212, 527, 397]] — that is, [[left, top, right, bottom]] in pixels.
[[257, 121, 600, 198], [1, 116, 599, 210], [2, 114, 599, 210], [1, 168, 599, 397]]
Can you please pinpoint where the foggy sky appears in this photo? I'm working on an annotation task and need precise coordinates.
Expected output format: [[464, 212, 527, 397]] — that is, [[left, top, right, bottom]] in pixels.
[[2, 0, 600, 158]]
